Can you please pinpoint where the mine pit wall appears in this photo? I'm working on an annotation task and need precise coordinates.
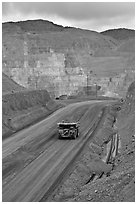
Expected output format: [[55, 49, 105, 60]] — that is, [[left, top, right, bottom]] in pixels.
[[3, 51, 87, 98], [2, 35, 134, 98]]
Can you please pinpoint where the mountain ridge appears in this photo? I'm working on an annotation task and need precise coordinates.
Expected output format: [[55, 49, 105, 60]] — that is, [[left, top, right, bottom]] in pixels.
[[2, 19, 134, 37], [100, 28, 135, 40]]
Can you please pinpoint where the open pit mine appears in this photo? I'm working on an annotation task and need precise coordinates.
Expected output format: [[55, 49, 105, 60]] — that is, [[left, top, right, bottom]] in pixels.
[[2, 20, 135, 202], [2, 20, 134, 98]]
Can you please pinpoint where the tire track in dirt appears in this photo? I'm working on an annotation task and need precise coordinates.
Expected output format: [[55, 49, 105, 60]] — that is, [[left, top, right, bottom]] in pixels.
[[3, 140, 72, 201]]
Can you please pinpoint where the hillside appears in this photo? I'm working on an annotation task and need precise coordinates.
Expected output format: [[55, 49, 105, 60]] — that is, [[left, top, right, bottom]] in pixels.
[[2, 73, 25, 94], [116, 38, 135, 52], [101, 28, 135, 40], [2, 19, 64, 35], [2, 20, 135, 98], [2, 89, 64, 138], [2, 20, 118, 54]]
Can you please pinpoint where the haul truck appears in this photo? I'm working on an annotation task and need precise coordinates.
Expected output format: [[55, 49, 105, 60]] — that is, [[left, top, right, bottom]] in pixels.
[[57, 122, 79, 139]]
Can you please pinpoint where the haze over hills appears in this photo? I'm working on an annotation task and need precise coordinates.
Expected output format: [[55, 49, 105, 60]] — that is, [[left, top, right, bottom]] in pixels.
[[2, 19, 135, 97]]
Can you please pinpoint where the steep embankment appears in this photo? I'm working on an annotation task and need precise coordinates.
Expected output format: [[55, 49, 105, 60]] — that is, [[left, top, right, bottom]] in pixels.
[[75, 82, 135, 202], [2, 68, 64, 139], [2, 73, 25, 94], [2, 90, 64, 139], [2, 20, 134, 98]]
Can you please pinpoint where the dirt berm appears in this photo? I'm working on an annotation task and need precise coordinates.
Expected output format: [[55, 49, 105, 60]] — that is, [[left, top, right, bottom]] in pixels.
[[2, 90, 64, 139]]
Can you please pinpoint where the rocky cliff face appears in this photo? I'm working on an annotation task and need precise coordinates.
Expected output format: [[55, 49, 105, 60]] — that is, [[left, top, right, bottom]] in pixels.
[[2, 20, 135, 98], [3, 36, 87, 97]]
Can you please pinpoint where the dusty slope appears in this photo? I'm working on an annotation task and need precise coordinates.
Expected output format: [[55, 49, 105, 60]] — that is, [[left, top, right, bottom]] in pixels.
[[2, 65, 64, 138], [74, 82, 135, 202], [2, 90, 63, 138], [2, 73, 25, 94]]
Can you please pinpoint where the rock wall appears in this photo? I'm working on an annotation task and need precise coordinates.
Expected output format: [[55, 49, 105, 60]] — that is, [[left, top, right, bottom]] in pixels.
[[2, 34, 134, 98], [88, 71, 135, 97], [3, 36, 87, 97]]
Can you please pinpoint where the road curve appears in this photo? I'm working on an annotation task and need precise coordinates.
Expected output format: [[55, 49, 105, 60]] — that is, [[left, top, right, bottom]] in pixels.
[[3, 101, 105, 202], [3, 100, 102, 159]]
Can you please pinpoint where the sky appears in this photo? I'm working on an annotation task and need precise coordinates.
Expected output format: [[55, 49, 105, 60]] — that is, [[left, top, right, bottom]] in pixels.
[[2, 2, 135, 32]]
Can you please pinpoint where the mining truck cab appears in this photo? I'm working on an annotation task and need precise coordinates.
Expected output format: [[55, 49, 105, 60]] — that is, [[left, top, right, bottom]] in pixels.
[[57, 122, 79, 139]]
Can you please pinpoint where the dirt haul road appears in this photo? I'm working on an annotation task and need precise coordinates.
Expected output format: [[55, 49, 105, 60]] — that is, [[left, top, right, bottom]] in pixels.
[[3, 100, 109, 202]]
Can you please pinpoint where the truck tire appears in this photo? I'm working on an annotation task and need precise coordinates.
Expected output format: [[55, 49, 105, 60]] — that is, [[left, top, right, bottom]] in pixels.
[[72, 132, 77, 139], [76, 129, 79, 137], [58, 134, 62, 139]]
